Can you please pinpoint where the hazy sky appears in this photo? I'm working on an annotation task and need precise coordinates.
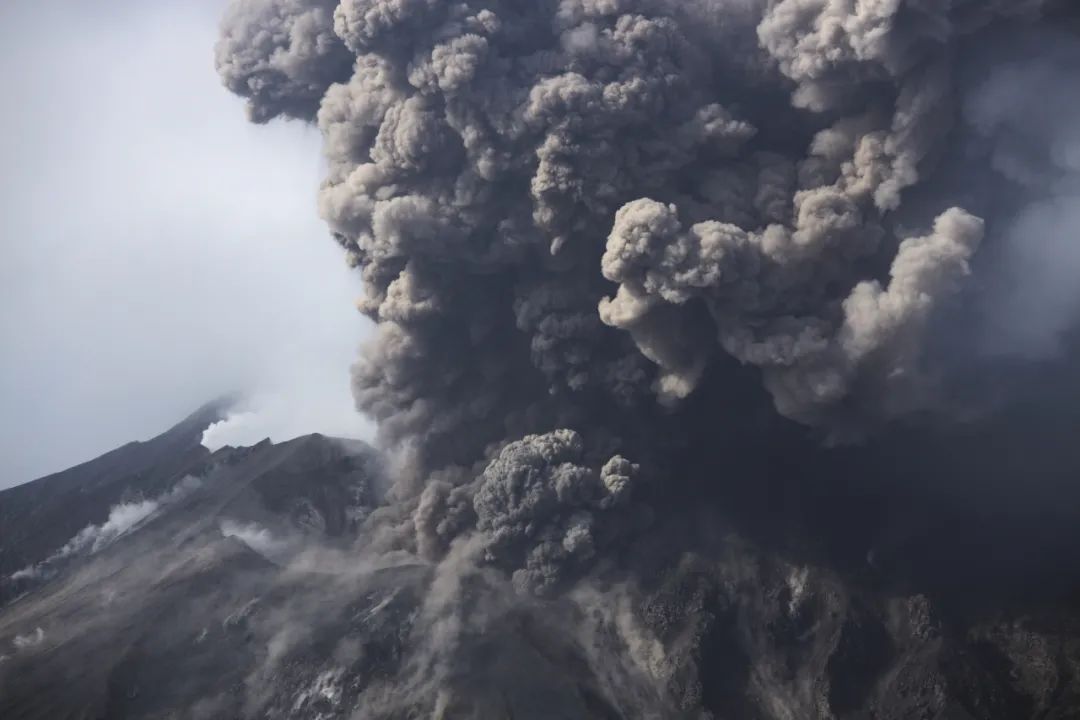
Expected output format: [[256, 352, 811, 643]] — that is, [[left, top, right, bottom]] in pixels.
[[0, 0, 373, 488]]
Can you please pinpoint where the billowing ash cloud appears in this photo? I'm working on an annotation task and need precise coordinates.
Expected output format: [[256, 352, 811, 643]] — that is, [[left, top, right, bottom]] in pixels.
[[217, 0, 354, 122], [215, 0, 1080, 714], [601, 200, 984, 426], [218, 0, 1080, 462], [469, 429, 645, 593]]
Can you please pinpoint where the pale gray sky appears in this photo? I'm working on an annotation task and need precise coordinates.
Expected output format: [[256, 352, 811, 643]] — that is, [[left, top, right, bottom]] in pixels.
[[0, 0, 373, 487]]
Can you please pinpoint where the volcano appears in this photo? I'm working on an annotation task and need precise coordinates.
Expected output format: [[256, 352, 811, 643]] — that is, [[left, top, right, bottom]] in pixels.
[[2, 403, 1080, 719]]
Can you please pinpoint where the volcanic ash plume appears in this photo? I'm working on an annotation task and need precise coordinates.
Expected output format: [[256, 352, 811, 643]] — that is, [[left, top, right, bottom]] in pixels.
[[216, 0, 1080, 715]]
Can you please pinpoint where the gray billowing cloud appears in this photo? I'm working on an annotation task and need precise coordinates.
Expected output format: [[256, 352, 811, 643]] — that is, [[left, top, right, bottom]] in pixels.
[[217, 0, 355, 123], [600, 200, 984, 428], [216, 0, 1079, 463], [209, 0, 1080, 714], [471, 429, 644, 594]]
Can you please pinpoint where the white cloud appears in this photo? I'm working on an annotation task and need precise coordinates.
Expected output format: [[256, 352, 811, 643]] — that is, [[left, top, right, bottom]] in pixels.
[[0, 0, 372, 487]]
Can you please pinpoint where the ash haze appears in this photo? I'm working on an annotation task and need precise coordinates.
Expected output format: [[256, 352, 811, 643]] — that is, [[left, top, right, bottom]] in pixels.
[[0, 0, 373, 488]]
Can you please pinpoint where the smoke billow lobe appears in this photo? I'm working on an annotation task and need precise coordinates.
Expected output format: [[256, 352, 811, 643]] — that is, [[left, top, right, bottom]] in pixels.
[[218, 0, 1076, 457], [217, 0, 354, 123], [216, 0, 1080, 715]]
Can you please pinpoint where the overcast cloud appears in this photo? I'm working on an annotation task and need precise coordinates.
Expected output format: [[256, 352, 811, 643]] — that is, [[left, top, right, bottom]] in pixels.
[[0, 0, 372, 488]]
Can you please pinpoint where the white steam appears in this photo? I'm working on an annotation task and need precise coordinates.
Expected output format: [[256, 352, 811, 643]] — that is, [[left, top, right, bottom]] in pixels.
[[9, 476, 202, 581], [12, 627, 45, 650], [220, 519, 297, 561], [201, 392, 375, 451]]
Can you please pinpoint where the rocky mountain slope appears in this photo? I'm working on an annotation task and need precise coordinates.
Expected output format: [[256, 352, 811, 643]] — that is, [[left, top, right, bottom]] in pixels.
[[2, 405, 1080, 719], [0, 404, 383, 719]]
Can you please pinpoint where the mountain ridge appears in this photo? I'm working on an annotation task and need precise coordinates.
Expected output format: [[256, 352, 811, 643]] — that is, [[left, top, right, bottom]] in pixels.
[[3, 406, 1080, 718]]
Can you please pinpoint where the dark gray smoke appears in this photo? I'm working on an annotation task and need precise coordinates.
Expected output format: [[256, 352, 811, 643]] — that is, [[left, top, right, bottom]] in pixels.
[[217, 0, 354, 122], [216, 0, 1080, 715], [470, 429, 645, 593]]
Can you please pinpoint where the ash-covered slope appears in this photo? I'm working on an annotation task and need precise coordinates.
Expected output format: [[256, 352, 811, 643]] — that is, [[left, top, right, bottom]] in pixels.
[[0, 400, 223, 584], [3, 405, 1080, 719], [0, 408, 385, 719]]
